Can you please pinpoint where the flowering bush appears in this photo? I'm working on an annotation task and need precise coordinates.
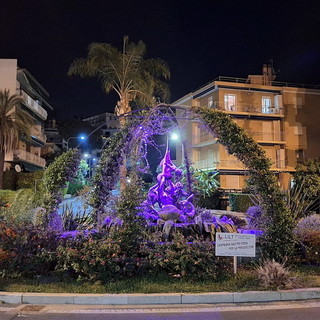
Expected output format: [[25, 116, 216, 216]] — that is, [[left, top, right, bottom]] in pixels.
[[295, 214, 320, 263], [56, 233, 149, 281], [0, 222, 58, 277]]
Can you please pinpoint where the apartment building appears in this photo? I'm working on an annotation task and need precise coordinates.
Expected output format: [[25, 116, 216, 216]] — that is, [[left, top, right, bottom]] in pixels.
[[0, 59, 53, 172], [174, 64, 320, 192]]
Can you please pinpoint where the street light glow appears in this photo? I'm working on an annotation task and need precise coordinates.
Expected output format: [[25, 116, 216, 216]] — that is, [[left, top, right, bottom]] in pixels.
[[66, 134, 87, 150], [170, 132, 179, 141]]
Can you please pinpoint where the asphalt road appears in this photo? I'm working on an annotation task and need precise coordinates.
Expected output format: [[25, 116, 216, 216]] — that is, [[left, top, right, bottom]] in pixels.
[[1, 301, 320, 320]]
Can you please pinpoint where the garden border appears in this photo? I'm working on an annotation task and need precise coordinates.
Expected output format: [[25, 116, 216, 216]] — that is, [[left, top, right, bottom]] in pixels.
[[1, 288, 320, 305]]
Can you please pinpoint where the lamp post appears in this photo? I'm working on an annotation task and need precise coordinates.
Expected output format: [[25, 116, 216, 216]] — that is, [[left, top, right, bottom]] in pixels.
[[83, 153, 97, 179], [66, 135, 86, 151]]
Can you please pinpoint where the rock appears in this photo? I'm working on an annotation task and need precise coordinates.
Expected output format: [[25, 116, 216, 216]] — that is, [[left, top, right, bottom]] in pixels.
[[158, 204, 182, 221]]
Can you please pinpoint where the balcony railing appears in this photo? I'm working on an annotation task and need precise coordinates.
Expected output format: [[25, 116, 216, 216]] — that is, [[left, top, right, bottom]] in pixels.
[[193, 130, 284, 145], [30, 128, 46, 143], [193, 132, 216, 144], [19, 90, 48, 120], [246, 131, 285, 142], [194, 76, 320, 92], [194, 159, 286, 171], [213, 101, 282, 115], [14, 149, 46, 168]]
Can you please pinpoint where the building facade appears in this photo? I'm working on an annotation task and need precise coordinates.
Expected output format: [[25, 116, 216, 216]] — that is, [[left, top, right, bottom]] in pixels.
[[174, 64, 320, 192], [0, 59, 53, 172]]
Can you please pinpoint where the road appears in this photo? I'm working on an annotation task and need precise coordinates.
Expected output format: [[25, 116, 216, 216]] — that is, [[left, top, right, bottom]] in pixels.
[[1, 301, 320, 320]]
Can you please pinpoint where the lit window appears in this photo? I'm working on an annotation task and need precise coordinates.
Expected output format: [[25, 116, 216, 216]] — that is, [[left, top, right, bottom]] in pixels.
[[296, 149, 305, 163], [262, 97, 272, 113], [224, 94, 236, 111], [208, 96, 213, 108]]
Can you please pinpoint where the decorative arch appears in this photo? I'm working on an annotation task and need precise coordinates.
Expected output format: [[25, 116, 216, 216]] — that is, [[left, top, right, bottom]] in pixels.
[[191, 106, 295, 261], [91, 104, 295, 260]]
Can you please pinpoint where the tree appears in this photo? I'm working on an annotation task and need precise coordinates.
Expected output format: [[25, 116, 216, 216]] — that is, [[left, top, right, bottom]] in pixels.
[[294, 158, 320, 197], [0, 89, 34, 189], [68, 36, 170, 189], [68, 36, 170, 125]]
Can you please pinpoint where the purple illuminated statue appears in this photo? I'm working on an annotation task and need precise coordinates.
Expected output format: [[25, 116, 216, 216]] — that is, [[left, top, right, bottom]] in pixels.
[[141, 144, 195, 223]]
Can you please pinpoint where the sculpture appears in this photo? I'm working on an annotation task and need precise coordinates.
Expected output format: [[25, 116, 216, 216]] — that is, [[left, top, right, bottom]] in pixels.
[[141, 144, 195, 224]]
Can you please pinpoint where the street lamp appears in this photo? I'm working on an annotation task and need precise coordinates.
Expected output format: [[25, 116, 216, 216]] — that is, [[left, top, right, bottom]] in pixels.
[[170, 132, 180, 141], [66, 135, 86, 150]]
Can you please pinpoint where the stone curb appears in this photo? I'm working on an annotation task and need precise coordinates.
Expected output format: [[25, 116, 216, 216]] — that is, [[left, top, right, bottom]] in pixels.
[[0, 288, 320, 305]]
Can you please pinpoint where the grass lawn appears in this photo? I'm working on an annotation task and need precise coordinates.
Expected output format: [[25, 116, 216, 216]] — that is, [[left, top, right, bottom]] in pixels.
[[0, 265, 319, 294]]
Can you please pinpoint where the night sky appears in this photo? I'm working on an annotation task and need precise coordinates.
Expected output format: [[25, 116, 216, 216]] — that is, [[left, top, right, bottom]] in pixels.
[[1, 0, 320, 120]]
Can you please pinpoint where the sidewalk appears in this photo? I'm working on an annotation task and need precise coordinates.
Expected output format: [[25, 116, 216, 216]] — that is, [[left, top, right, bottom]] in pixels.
[[1, 288, 320, 305]]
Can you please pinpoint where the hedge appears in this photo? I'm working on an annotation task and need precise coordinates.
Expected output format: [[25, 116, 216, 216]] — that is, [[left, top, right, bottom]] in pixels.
[[0, 190, 17, 205], [229, 193, 254, 212], [2, 170, 44, 190]]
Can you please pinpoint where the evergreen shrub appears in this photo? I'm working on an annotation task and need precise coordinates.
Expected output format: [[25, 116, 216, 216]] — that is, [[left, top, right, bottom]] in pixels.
[[147, 232, 232, 280], [229, 193, 254, 212], [3, 171, 17, 190], [16, 171, 44, 189]]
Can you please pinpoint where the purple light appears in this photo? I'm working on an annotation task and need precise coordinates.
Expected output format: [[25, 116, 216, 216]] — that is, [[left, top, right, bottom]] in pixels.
[[141, 145, 195, 223]]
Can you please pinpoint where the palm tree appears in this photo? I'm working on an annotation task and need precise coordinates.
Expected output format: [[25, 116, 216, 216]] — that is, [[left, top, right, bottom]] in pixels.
[[68, 36, 170, 190], [68, 36, 170, 126], [0, 89, 34, 189]]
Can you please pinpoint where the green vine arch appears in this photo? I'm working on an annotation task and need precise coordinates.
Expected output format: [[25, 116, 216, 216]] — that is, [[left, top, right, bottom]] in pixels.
[[91, 104, 295, 261]]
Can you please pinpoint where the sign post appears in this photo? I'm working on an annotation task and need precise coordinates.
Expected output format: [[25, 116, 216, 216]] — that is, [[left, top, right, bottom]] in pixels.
[[215, 232, 256, 275]]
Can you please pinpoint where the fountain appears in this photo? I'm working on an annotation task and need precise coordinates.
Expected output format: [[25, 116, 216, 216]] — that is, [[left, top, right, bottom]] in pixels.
[[139, 144, 238, 240]]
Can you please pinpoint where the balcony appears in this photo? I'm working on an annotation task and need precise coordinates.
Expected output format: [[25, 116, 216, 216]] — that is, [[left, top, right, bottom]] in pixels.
[[30, 127, 47, 144], [14, 149, 46, 168], [192, 129, 285, 146], [194, 158, 286, 171], [246, 131, 285, 144], [19, 90, 48, 120], [192, 131, 217, 145], [213, 101, 283, 116]]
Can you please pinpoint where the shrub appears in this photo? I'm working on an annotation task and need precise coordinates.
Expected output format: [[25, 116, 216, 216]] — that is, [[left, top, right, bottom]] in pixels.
[[0, 189, 17, 206], [2, 189, 35, 224], [147, 232, 232, 280], [196, 189, 221, 209], [246, 206, 263, 228], [295, 214, 320, 263], [56, 233, 149, 282], [39, 149, 81, 228], [113, 174, 146, 256], [0, 222, 58, 277], [16, 171, 44, 189], [229, 193, 254, 212], [66, 178, 85, 196], [256, 259, 292, 289], [3, 171, 17, 190]]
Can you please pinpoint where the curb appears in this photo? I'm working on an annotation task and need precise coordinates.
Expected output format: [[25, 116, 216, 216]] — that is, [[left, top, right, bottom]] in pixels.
[[1, 288, 320, 305]]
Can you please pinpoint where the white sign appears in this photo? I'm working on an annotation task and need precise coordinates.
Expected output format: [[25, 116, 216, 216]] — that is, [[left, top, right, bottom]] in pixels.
[[215, 232, 256, 257]]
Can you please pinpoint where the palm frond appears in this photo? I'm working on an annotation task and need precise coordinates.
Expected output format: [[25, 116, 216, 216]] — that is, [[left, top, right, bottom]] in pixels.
[[0, 89, 34, 153]]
